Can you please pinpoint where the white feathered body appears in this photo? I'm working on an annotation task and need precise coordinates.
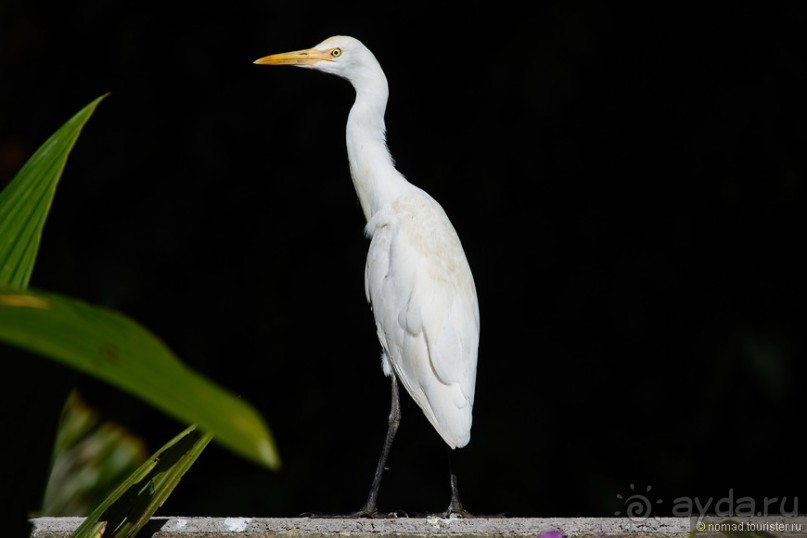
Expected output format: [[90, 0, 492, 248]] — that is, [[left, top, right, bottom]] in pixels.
[[316, 36, 479, 449], [364, 187, 479, 448]]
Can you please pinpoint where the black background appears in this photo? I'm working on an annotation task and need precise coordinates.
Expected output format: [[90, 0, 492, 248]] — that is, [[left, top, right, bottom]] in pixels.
[[1, 2, 805, 519]]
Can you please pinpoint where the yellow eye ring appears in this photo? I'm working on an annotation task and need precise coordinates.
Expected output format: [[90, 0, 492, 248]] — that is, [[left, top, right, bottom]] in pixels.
[[331, 48, 342, 57]]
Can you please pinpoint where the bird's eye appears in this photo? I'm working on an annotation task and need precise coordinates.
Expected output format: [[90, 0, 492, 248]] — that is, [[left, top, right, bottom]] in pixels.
[[331, 48, 342, 57]]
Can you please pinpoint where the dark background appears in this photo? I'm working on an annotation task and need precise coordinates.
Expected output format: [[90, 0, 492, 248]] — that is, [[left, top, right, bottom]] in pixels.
[[1, 1, 805, 520]]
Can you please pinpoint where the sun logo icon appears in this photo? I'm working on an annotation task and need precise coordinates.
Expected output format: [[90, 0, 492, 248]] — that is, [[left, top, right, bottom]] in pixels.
[[615, 484, 663, 521]]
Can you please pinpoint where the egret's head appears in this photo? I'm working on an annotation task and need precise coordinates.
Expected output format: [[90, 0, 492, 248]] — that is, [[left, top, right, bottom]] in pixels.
[[254, 35, 381, 84]]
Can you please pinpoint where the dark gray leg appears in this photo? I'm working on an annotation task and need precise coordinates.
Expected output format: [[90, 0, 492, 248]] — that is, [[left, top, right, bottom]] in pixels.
[[353, 371, 401, 517], [445, 447, 472, 517]]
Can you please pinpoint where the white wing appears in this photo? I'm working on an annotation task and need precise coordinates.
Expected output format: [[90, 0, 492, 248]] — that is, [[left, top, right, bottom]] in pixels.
[[364, 188, 479, 448]]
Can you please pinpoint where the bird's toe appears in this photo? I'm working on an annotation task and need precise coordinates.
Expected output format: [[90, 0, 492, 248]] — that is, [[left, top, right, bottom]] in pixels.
[[443, 505, 474, 519]]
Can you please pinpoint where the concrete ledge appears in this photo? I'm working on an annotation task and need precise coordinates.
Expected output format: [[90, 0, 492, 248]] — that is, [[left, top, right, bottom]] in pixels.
[[29, 516, 807, 538]]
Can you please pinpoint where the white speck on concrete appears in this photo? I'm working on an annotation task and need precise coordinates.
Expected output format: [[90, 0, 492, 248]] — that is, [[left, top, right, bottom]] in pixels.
[[224, 517, 251, 532], [173, 518, 187, 529], [427, 516, 454, 528]]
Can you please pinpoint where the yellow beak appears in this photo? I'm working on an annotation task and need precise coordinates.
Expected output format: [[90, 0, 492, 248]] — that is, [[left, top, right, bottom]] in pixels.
[[253, 48, 333, 66]]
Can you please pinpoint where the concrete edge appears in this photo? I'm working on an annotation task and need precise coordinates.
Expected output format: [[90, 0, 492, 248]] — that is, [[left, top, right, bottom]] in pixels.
[[29, 516, 807, 538]]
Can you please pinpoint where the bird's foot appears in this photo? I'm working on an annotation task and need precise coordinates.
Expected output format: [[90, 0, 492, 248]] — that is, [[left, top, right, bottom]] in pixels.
[[348, 508, 380, 519], [348, 501, 378, 518], [349, 508, 408, 519], [316, 510, 374, 519], [443, 502, 474, 519], [318, 503, 383, 518]]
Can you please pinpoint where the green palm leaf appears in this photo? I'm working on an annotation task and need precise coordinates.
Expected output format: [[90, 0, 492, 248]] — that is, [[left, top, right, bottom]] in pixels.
[[70, 425, 213, 538], [0, 95, 280, 469], [0, 94, 106, 289], [0, 286, 279, 469]]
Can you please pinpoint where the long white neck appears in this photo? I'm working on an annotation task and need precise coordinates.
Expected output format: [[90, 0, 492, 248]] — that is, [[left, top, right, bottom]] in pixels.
[[345, 64, 408, 222]]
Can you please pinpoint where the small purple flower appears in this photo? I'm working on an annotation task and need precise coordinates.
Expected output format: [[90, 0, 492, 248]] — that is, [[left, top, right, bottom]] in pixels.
[[538, 530, 565, 538]]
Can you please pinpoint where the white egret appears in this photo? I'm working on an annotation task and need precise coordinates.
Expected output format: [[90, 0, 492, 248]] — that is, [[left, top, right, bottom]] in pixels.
[[255, 35, 479, 517]]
